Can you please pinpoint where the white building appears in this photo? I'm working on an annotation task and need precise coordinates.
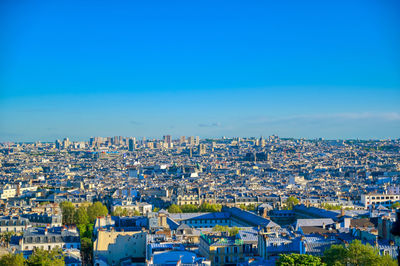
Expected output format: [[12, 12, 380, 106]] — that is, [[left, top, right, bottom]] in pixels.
[[361, 193, 400, 208], [19, 226, 80, 251]]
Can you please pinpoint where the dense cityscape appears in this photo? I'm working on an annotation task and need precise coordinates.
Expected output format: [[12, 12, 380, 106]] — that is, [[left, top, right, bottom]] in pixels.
[[2, 0, 399, 265], [0, 135, 399, 265]]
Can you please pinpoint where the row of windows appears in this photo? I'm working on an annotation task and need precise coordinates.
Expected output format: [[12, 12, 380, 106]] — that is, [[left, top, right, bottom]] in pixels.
[[216, 246, 239, 254], [214, 254, 241, 263], [185, 219, 228, 224], [25, 243, 79, 250], [367, 196, 399, 200]]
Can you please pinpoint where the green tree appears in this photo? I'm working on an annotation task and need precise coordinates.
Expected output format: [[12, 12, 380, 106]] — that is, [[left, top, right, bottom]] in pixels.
[[111, 206, 124, 216], [213, 224, 228, 232], [323, 240, 397, 266], [212, 225, 239, 236], [244, 204, 256, 211], [346, 240, 381, 266], [87, 202, 108, 223], [80, 237, 93, 265], [277, 254, 325, 266], [284, 196, 300, 210], [228, 226, 239, 236], [0, 231, 16, 246], [153, 207, 160, 212], [180, 204, 199, 213], [199, 203, 222, 212], [390, 202, 400, 209], [168, 204, 182, 213], [26, 247, 65, 266], [323, 243, 347, 266], [0, 253, 25, 266], [60, 201, 76, 225], [74, 206, 89, 225], [239, 204, 247, 210], [321, 203, 342, 210], [133, 209, 140, 216]]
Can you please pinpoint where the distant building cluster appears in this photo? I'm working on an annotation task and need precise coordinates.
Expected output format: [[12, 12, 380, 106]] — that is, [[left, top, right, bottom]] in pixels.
[[0, 136, 399, 265]]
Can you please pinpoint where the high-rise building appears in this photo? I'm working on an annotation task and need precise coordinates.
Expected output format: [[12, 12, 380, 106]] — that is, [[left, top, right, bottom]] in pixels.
[[188, 136, 195, 146], [195, 136, 200, 146], [112, 136, 120, 146], [179, 136, 186, 145], [55, 140, 61, 150], [62, 138, 70, 149], [260, 136, 266, 147], [89, 137, 95, 147], [163, 135, 172, 147], [128, 138, 136, 151], [199, 144, 206, 155]]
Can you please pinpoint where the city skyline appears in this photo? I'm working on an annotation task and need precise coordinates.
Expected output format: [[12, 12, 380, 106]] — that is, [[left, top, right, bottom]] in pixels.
[[1, 0, 400, 141]]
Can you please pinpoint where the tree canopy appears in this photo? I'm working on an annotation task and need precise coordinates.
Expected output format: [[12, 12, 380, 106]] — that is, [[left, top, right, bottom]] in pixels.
[[0, 248, 65, 266], [284, 196, 299, 210], [168, 204, 182, 213], [167, 203, 222, 213], [87, 202, 108, 223], [0, 253, 24, 266], [213, 225, 239, 236], [323, 240, 396, 266], [277, 254, 325, 266], [390, 202, 400, 209], [60, 201, 75, 225], [26, 247, 65, 266]]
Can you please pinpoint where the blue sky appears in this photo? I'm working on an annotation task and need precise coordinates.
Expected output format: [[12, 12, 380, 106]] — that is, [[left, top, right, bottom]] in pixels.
[[0, 0, 399, 141]]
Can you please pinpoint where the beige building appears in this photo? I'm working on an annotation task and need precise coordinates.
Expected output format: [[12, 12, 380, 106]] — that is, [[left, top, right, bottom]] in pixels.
[[93, 230, 147, 266]]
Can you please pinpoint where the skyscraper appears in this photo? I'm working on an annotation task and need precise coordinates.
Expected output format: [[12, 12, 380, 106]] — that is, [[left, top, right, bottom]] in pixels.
[[128, 138, 136, 151], [199, 144, 206, 155], [188, 136, 195, 146], [163, 135, 172, 145]]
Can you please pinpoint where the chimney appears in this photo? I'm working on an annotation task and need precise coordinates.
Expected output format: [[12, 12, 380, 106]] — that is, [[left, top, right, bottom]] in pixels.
[[335, 222, 341, 230], [45, 228, 48, 235], [341, 208, 345, 217], [322, 223, 326, 229]]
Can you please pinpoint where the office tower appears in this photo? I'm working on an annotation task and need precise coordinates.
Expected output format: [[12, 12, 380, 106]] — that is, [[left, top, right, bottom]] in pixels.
[[89, 137, 95, 147], [260, 136, 266, 147], [147, 142, 154, 149], [188, 136, 195, 146], [195, 136, 200, 145], [180, 136, 186, 145], [55, 140, 62, 150], [62, 138, 70, 149], [163, 135, 172, 148], [112, 136, 120, 146], [128, 138, 136, 151], [199, 144, 206, 155]]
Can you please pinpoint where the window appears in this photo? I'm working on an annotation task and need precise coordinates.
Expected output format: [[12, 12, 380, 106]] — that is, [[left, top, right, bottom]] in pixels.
[[215, 256, 219, 263], [225, 256, 229, 263]]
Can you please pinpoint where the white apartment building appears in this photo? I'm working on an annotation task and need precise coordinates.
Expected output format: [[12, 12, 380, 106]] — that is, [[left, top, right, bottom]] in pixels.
[[361, 193, 400, 208]]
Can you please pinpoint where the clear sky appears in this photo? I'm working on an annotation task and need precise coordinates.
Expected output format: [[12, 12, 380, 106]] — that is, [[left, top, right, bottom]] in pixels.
[[0, 0, 399, 142]]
